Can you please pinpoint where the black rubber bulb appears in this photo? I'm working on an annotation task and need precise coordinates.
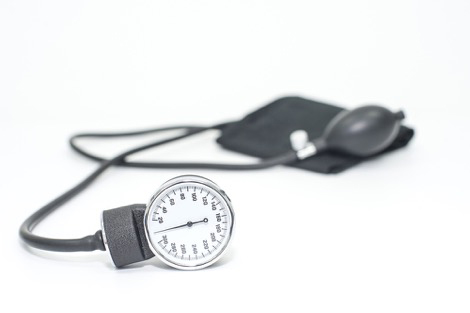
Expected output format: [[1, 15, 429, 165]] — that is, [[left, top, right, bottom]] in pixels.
[[312, 105, 405, 157]]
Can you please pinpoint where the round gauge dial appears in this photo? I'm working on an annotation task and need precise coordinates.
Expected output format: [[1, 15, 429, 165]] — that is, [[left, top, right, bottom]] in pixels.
[[144, 175, 234, 270]]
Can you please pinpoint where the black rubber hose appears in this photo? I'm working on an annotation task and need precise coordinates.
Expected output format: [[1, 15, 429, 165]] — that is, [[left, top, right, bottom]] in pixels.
[[69, 123, 297, 170], [20, 124, 297, 252]]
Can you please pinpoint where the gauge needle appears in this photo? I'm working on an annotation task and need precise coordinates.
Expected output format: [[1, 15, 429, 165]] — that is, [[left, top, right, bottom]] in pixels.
[[154, 218, 208, 234]]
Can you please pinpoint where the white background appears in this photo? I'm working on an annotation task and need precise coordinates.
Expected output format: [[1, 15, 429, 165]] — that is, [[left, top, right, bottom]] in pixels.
[[1, 1, 469, 312]]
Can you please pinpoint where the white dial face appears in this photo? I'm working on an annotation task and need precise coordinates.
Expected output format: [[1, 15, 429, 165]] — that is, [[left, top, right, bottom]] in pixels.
[[145, 176, 234, 270]]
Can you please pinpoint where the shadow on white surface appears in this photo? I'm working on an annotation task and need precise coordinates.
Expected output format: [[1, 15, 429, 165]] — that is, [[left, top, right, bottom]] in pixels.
[[20, 240, 235, 271]]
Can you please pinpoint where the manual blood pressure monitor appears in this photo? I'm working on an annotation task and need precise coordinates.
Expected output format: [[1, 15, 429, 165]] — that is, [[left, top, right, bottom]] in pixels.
[[19, 98, 410, 271]]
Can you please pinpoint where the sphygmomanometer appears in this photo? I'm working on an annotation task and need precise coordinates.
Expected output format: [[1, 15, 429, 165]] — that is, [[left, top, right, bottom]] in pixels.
[[19, 96, 414, 270]]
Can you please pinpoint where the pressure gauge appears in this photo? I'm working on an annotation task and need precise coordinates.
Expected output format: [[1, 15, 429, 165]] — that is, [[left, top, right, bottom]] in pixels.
[[144, 175, 235, 270], [101, 175, 234, 269]]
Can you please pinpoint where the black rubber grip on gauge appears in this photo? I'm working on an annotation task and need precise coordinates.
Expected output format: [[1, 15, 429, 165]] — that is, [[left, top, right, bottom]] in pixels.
[[102, 204, 154, 268]]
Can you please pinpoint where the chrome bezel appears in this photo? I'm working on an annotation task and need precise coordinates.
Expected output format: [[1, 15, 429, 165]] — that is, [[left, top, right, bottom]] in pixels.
[[144, 175, 235, 270]]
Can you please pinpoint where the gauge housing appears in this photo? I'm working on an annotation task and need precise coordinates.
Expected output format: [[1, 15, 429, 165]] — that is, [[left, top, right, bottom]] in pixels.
[[144, 175, 235, 270]]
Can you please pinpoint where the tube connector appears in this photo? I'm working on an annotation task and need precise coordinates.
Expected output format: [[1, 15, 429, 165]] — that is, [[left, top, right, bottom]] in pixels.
[[290, 130, 317, 160]]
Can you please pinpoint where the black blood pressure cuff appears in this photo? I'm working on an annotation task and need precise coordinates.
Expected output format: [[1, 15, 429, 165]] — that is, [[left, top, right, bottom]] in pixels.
[[216, 96, 414, 174]]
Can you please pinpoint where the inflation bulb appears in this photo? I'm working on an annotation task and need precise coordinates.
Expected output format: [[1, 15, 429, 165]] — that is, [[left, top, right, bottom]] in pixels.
[[291, 105, 405, 159]]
